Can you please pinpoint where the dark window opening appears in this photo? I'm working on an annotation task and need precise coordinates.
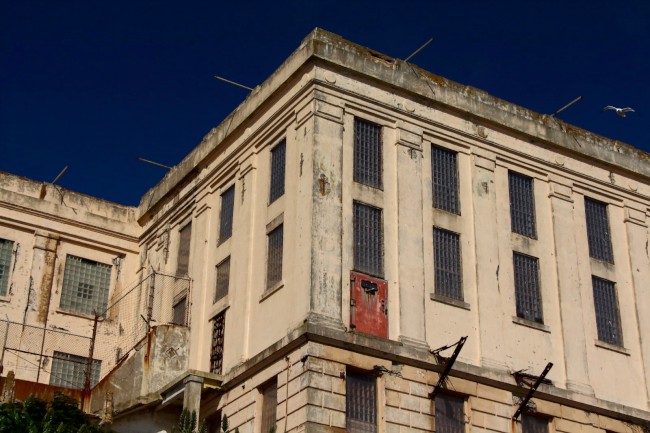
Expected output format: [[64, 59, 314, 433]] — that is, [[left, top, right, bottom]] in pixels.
[[433, 228, 463, 301], [354, 118, 382, 189], [509, 171, 537, 238], [346, 371, 377, 433], [177, 223, 192, 276], [266, 225, 284, 289], [219, 186, 235, 244], [269, 140, 286, 203], [0, 239, 14, 296], [431, 146, 460, 214], [353, 202, 383, 277], [592, 276, 623, 346], [215, 257, 231, 303], [210, 312, 225, 374], [585, 198, 614, 263], [435, 393, 464, 433], [260, 379, 278, 433], [513, 252, 543, 323]]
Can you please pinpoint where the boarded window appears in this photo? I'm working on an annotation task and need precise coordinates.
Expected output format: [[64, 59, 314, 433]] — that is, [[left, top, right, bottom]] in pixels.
[[172, 294, 187, 325], [210, 312, 225, 374], [177, 223, 192, 276], [585, 198, 613, 263], [435, 393, 464, 433], [346, 371, 376, 433], [219, 186, 235, 244], [592, 276, 623, 346], [49, 351, 101, 390], [354, 118, 382, 189], [59, 255, 111, 316], [215, 257, 230, 303], [260, 379, 278, 433], [266, 225, 283, 289], [353, 202, 383, 277], [513, 253, 543, 323], [431, 146, 460, 214], [433, 228, 463, 301], [509, 171, 536, 238], [522, 415, 548, 433], [0, 238, 14, 296], [269, 140, 286, 203]]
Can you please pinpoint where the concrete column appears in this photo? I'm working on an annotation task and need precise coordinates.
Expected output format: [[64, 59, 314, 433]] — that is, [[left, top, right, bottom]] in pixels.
[[26, 232, 59, 325], [183, 375, 204, 418]]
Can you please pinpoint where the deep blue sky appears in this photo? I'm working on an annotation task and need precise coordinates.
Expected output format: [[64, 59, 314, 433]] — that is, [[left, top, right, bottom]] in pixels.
[[1, 1, 648, 206]]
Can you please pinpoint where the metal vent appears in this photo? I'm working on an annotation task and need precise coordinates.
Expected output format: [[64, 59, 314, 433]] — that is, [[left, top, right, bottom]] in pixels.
[[592, 276, 622, 346], [353, 202, 384, 277], [509, 171, 537, 238], [215, 257, 231, 303], [435, 393, 465, 433], [431, 146, 460, 214], [269, 140, 286, 203], [513, 253, 543, 323], [59, 255, 111, 316], [346, 371, 377, 433], [0, 239, 13, 296], [210, 312, 225, 374], [266, 225, 284, 289], [219, 186, 235, 244], [177, 223, 192, 276], [585, 198, 613, 263], [354, 118, 382, 189], [433, 227, 463, 301]]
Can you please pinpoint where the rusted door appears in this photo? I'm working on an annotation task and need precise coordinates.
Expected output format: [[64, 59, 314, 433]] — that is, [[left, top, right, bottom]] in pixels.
[[350, 271, 388, 338]]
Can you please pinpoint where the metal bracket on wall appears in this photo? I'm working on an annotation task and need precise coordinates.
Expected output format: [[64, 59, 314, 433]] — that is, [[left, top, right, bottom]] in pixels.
[[512, 362, 553, 420], [428, 336, 467, 399]]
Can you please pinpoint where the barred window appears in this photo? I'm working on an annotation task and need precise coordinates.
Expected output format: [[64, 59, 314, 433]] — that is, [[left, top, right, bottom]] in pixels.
[[0, 239, 14, 296], [592, 276, 623, 346], [433, 228, 463, 301], [522, 415, 548, 433], [354, 118, 382, 189], [346, 371, 376, 433], [269, 140, 286, 203], [59, 255, 111, 316], [353, 202, 383, 277], [431, 146, 460, 214], [513, 253, 543, 323], [215, 257, 231, 303], [177, 223, 192, 276], [219, 186, 235, 244], [435, 393, 465, 433], [49, 351, 100, 390], [260, 379, 278, 433], [509, 171, 536, 238], [266, 225, 283, 289], [210, 312, 225, 374], [172, 294, 187, 325], [585, 198, 613, 263]]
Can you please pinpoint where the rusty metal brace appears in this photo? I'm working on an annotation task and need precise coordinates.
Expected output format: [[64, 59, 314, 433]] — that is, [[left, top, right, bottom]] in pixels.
[[428, 336, 467, 399], [512, 362, 553, 420]]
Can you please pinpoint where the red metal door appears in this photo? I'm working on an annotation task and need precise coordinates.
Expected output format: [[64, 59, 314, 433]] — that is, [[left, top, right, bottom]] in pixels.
[[350, 271, 388, 339]]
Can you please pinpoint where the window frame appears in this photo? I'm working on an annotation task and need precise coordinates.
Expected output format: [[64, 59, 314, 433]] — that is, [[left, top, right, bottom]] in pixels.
[[58, 254, 112, 317], [431, 145, 460, 215], [176, 222, 192, 277], [508, 171, 537, 238], [434, 392, 465, 433], [591, 275, 623, 347], [259, 378, 278, 433], [353, 201, 384, 278], [210, 312, 226, 374], [433, 227, 463, 302], [269, 139, 286, 204], [353, 117, 383, 190], [584, 197, 614, 263], [214, 256, 231, 303], [346, 369, 377, 433], [0, 238, 14, 297], [513, 252, 544, 324], [49, 351, 101, 390], [521, 413, 549, 433], [218, 185, 236, 245], [265, 223, 284, 291]]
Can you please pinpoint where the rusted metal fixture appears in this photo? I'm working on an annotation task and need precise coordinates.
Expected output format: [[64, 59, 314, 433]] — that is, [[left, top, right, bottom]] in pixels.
[[428, 336, 468, 399], [512, 362, 553, 420]]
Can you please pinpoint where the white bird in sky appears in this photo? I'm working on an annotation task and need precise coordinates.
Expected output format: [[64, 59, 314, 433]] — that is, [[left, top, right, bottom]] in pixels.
[[603, 106, 635, 117]]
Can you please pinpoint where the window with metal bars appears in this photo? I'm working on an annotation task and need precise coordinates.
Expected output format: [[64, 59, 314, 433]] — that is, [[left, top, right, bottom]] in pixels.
[[431, 146, 460, 214], [210, 312, 225, 374], [49, 351, 101, 390], [521, 414, 548, 433], [0, 238, 14, 296], [172, 294, 187, 325], [266, 225, 283, 289], [215, 257, 230, 303], [433, 228, 463, 301], [509, 171, 537, 238], [59, 255, 111, 316], [219, 186, 235, 244], [269, 140, 286, 203], [513, 252, 543, 323], [435, 393, 465, 433], [354, 118, 382, 189], [260, 379, 278, 433], [353, 202, 383, 277], [592, 276, 623, 346], [346, 371, 376, 433], [177, 223, 192, 276], [584, 198, 614, 263]]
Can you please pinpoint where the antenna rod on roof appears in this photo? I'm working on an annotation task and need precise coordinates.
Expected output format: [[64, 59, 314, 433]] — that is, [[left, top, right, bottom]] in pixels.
[[213, 76, 254, 91], [51, 166, 68, 185], [404, 38, 433, 63], [550, 96, 582, 117], [136, 157, 172, 170]]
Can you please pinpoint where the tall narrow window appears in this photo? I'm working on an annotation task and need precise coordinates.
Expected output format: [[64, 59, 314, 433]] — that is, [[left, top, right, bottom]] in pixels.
[[59, 255, 112, 316], [431, 146, 460, 214], [509, 171, 536, 238], [353, 202, 383, 277], [354, 118, 382, 189], [592, 276, 623, 346], [435, 393, 464, 433], [266, 225, 283, 289], [433, 228, 463, 301], [521, 415, 548, 433], [49, 352, 101, 390], [177, 223, 192, 276], [513, 253, 543, 323], [0, 239, 14, 296], [210, 312, 225, 374], [219, 186, 235, 244], [260, 379, 278, 433], [269, 140, 286, 203], [172, 293, 187, 325], [346, 371, 376, 433], [585, 198, 614, 263], [215, 257, 231, 302]]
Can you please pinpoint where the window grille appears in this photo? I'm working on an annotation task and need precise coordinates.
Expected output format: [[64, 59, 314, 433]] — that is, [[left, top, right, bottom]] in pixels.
[[346, 371, 377, 433], [49, 351, 100, 390], [177, 223, 192, 276], [266, 225, 284, 289], [585, 198, 613, 262], [522, 415, 548, 433], [513, 253, 543, 323], [0, 239, 13, 296], [435, 393, 465, 433], [353, 202, 384, 277], [59, 255, 111, 316], [215, 257, 230, 302], [354, 118, 382, 189], [592, 276, 623, 346], [433, 228, 463, 301], [509, 171, 536, 238], [431, 146, 460, 214], [269, 140, 286, 203], [260, 380, 278, 433], [210, 312, 225, 374], [219, 186, 235, 244], [172, 294, 187, 325]]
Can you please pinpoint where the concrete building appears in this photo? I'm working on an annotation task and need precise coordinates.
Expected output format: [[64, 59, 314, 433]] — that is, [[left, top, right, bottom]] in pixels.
[[1, 29, 649, 433]]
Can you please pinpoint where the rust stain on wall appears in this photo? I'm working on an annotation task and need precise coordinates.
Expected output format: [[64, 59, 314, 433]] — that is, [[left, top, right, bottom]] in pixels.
[[36, 251, 56, 324]]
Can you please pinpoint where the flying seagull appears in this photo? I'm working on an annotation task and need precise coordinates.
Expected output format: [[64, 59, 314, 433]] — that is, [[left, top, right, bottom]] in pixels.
[[603, 106, 635, 117]]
